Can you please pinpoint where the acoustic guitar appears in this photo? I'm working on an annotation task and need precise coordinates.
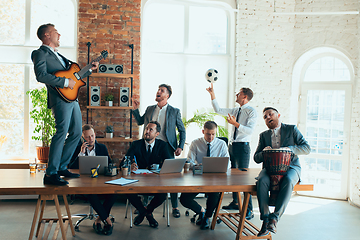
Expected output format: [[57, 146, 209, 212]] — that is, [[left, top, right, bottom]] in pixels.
[[54, 50, 108, 102]]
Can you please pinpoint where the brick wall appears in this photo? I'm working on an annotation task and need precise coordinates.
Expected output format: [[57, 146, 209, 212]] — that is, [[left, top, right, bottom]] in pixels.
[[77, 0, 141, 165], [235, 0, 360, 205]]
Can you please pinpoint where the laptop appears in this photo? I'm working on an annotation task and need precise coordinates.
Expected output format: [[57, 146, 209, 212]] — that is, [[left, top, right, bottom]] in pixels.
[[79, 156, 108, 175], [152, 158, 187, 174], [202, 157, 229, 173]]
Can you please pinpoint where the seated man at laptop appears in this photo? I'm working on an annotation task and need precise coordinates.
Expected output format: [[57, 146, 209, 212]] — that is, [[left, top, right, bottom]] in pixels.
[[179, 121, 229, 230], [125, 121, 172, 228], [69, 124, 115, 235]]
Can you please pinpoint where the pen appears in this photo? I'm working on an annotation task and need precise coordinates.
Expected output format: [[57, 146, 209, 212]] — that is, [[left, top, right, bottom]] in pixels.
[[133, 155, 137, 165]]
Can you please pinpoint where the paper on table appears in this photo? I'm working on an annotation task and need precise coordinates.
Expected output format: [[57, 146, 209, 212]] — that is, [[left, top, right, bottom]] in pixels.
[[105, 177, 139, 186], [132, 169, 153, 174]]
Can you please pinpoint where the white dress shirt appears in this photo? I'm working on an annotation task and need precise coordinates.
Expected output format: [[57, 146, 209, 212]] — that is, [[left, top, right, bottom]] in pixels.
[[187, 137, 229, 168], [211, 99, 258, 143], [42, 44, 69, 88], [79, 144, 96, 156], [271, 125, 281, 149], [152, 104, 168, 143], [145, 140, 155, 153]]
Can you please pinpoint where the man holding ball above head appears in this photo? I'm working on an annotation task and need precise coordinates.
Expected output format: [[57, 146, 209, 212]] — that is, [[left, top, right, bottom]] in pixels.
[[206, 83, 258, 220]]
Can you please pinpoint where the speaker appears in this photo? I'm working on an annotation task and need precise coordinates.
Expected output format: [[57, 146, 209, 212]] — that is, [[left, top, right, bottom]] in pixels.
[[98, 64, 123, 74], [120, 87, 129, 107], [90, 86, 101, 106]]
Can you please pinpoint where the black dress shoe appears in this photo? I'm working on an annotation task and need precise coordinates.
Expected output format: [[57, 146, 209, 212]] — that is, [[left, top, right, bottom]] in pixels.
[[257, 219, 270, 237], [58, 169, 80, 178], [245, 210, 254, 220], [93, 222, 102, 235], [134, 212, 145, 226], [43, 174, 68, 186], [200, 217, 210, 230], [146, 213, 159, 228], [172, 209, 181, 218], [195, 212, 205, 225], [102, 223, 113, 235], [222, 201, 239, 210], [267, 218, 277, 234]]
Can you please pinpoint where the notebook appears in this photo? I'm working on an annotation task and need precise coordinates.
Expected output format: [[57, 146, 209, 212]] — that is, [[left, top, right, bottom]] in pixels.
[[152, 158, 187, 174], [79, 156, 108, 175], [202, 157, 230, 173]]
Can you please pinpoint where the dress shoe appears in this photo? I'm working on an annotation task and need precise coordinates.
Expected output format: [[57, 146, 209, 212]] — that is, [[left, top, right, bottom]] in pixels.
[[102, 223, 113, 235], [172, 209, 181, 218], [257, 219, 270, 237], [222, 201, 239, 210], [93, 222, 102, 234], [134, 212, 145, 226], [58, 169, 80, 178], [200, 217, 210, 230], [267, 218, 277, 234], [146, 213, 159, 228], [43, 174, 68, 186], [245, 210, 254, 220], [195, 212, 205, 225]]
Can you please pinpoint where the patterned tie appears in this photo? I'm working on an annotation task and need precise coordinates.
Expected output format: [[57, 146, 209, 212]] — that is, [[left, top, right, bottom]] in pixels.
[[233, 107, 241, 140], [207, 143, 211, 157]]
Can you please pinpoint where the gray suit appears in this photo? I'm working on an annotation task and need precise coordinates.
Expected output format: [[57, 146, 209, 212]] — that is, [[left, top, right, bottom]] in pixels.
[[32, 45, 82, 175], [132, 104, 186, 151], [254, 123, 310, 221]]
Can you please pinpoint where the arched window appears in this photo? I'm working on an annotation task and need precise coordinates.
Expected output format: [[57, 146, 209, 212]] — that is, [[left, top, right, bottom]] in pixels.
[[140, 0, 235, 143], [0, 0, 77, 160], [295, 47, 353, 199]]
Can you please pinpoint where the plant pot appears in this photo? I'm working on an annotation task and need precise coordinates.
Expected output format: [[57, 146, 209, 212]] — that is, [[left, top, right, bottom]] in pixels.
[[106, 101, 113, 107], [36, 146, 50, 163], [106, 133, 113, 138]]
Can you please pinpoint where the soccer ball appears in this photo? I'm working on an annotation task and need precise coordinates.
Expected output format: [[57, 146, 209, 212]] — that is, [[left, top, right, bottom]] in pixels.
[[205, 69, 219, 83]]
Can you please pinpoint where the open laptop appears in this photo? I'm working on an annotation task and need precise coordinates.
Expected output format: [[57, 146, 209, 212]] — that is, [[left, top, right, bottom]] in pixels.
[[202, 157, 229, 173], [152, 158, 187, 174], [79, 156, 108, 175]]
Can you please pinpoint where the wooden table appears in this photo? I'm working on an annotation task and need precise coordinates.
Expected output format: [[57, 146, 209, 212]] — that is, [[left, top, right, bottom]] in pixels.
[[0, 168, 311, 240]]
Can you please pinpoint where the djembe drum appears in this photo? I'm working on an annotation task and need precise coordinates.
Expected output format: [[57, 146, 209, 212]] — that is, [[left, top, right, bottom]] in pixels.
[[263, 148, 293, 206]]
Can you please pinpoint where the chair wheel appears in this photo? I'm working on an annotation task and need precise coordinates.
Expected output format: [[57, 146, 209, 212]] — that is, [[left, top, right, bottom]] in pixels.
[[111, 217, 115, 223], [185, 210, 189, 216], [190, 217, 195, 223], [217, 219, 222, 224], [74, 225, 79, 231]]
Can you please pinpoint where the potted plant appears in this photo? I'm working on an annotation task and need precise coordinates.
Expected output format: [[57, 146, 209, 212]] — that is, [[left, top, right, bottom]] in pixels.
[[26, 87, 56, 163], [104, 93, 114, 106], [106, 125, 114, 138]]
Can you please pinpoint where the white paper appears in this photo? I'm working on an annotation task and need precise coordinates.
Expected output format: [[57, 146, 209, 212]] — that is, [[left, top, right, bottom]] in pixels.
[[132, 169, 153, 174], [105, 177, 139, 186]]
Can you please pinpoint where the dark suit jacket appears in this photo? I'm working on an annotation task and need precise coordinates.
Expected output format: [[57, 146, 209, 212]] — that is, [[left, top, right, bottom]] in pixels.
[[124, 139, 172, 169], [68, 140, 112, 169], [254, 123, 311, 177], [31, 45, 71, 109], [132, 104, 186, 152]]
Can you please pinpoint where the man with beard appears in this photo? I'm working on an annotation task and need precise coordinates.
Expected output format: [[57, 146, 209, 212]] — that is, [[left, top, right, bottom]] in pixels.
[[125, 121, 172, 228], [132, 84, 185, 218], [254, 107, 310, 237]]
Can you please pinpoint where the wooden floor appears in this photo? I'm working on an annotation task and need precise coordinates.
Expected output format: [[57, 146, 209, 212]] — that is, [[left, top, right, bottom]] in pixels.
[[0, 194, 359, 240]]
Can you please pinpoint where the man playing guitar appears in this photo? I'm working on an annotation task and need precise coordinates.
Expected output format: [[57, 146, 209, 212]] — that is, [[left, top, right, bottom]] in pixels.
[[31, 23, 99, 185]]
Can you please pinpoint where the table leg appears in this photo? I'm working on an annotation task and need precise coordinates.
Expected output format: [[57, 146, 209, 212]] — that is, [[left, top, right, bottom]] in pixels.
[[29, 195, 42, 240], [211, 192, 224, 230], [62, 195, 75, 236], [54, 195, 67, 240], [235, 192, 250, 240]]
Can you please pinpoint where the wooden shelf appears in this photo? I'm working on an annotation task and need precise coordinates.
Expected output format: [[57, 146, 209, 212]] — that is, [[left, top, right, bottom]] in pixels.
[[91, 73, 134, 78], [87, 106, 133, 110], [96, 137, 135, 143]]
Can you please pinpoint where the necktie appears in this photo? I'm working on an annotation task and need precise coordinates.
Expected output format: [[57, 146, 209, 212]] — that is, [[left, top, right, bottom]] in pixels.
[[233, 108, 241, 140], [207, 143, 211, 157], [146, 145, 151, 159]]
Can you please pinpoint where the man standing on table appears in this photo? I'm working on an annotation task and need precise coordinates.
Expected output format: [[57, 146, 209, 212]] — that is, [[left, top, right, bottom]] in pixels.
[[132, 84, 186, 218], [254, 107, 310, 236], [31, 23, 99, 185], [206, 83, 258, 220], [180, 121, 229, 230], [125, 121, 172, 228]]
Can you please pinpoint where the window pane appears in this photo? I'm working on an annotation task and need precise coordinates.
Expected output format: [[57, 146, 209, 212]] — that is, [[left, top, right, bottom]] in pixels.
[[0, 64, 25, 158], [30, 0, 75, 46], [304, 57, 350, 82], [142, 3, 184, 53], [0, 0, 25, 45], [188, 6, 227, 54]]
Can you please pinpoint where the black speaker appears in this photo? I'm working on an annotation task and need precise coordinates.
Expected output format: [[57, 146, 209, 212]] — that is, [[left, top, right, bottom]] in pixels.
[[120, 87, 129, 107], [99, 64, 123, 74], [90, 86, 101, 106]]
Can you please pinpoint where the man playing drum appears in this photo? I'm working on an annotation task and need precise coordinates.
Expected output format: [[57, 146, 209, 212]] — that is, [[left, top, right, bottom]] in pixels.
[[254, 107, 310, 237]]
